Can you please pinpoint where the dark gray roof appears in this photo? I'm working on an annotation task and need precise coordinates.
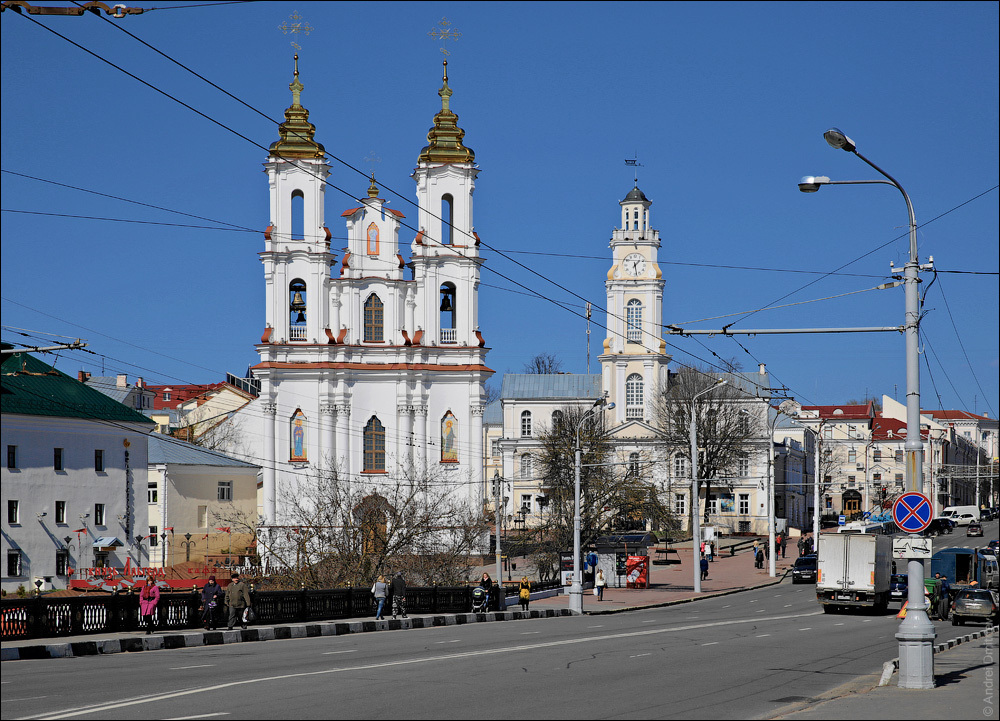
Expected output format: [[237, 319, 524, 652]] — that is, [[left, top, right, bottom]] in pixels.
[[500, 374, 602, 400], [622, 185, 649, 203], [147, 433, 259, 468]]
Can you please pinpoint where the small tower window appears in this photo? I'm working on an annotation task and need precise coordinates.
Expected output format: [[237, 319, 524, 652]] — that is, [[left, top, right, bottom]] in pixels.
[[440, 283, 456, 342], [626, 299, 642, 343], [291, 189, 304, 241], [364, 416, 386, 472], [520, 453, 533, 480], [289, 279, 307, 341], [626, 373, 644, 420], [441, 194, 454, 245], [364, 294, 384, 342], [521, 411, 532, 438]]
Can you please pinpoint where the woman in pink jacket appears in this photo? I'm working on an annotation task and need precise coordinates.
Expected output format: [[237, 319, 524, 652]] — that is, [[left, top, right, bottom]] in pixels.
[[139, 574, 160, 634]]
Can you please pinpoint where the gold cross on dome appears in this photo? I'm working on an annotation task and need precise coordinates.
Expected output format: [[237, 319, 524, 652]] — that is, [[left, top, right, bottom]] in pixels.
[[428, 17, 461, 56], [279, 10, 314, 51]]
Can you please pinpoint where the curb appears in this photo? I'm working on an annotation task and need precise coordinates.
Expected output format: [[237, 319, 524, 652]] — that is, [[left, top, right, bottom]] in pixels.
[[876, 623, 998, 686], [0, 608, 575, 662], [584, 575, 788, 615]]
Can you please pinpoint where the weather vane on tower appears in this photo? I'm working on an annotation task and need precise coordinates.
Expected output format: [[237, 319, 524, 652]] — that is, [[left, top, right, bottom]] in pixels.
[[428, 17, 461, 56], [625, 153, 644, 185], [279, 10, 313, 51]]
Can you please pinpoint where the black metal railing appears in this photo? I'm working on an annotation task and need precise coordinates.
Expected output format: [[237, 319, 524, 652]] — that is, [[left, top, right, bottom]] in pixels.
[[0, 580, 562, 641]]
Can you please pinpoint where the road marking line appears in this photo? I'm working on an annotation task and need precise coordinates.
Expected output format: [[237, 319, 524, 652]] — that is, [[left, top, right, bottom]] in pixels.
[[784, 604, 792, 607], [642, 620, 658, 623], [756, 634, 770, 637], [863, 619, 872, 623], [26, 611, 824, 720], [835, 623, 845, 626], [520, 632, 540, 635], [629, 653, 652, 658], [2, 696, 49, 703], [756, 609, 765, 613], [587, 625, 604, 628], [164, 714, 230, 720], [798, 628, 812, 631], [321, 650, 357, 655], [701, 642, 719, 646], [169, 665, 215, 670], [722, 605, 731, 608]]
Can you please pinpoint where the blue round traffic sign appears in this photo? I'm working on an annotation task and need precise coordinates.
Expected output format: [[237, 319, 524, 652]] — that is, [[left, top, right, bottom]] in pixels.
[[892, 492, 933, 533]]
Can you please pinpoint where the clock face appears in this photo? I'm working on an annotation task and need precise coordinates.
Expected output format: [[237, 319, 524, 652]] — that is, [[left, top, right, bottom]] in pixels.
[[623, 252, 646, 277]]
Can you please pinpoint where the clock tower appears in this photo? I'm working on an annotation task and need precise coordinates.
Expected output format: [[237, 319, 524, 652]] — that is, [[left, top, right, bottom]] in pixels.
[[599, 184, 671, 424]]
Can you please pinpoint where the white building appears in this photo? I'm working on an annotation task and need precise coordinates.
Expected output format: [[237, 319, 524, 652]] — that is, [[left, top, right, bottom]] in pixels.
[[224, 58, 492, 525], [2, 348, 153, 593]]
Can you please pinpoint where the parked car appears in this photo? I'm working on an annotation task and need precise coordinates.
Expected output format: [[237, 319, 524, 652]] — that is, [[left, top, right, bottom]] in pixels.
[[951, 588, 999, 626], [967, 522, 984, 538], [987, 539, 1000, 556], [889, 574, 908, 604], [924, 518, 955, 536], [952, 512, 978, 527], [791, 555, 817, 584]]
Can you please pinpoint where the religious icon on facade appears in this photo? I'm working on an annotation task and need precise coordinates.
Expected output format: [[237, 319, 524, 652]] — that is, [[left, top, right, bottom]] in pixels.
[[367, 222, 379, 255], [290, 408, 307, 461], [441, 411, 458, 463]]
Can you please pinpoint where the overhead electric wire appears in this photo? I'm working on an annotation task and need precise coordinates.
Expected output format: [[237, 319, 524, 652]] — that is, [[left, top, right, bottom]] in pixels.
[[919, 329, 969, 412]]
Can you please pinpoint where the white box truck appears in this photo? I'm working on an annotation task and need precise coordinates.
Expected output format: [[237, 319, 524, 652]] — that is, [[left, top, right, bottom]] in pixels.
[[816, 533, 892, 613]]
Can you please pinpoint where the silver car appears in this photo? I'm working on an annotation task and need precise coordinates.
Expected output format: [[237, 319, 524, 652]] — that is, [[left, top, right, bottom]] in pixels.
[[951, 588, 999, 626]]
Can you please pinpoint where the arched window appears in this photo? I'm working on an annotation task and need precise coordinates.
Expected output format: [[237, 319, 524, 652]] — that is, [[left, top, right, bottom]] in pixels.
[[520, 454, 533, 480], [520, 411, 532, 438], [628, 452, 640, 479], [366, 222, 379, 255], [551, 410, 564, 429], [674, 454, 688, 478], [625, 373, 644, 420], [626, 299, 642, 343], [363, 416, 385, 472], [440, 282, 456, 343], [441, 193, 454, 245], [289, 279, 307, 341], [291, 189, 304, 240], [364, 294, 384, 342]]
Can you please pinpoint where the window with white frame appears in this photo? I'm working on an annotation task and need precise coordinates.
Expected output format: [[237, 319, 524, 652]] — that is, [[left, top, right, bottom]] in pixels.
[[148, 482, 158, 504], [149, 526, 158, 546], [551, 410, 563, 429], [738, 453, 750, 477], [56, 549, 69, 576], [520, 494, 533, 513], [55, 501, 66, 524], [94, 503, 105, 526], [895, 449, 903, 462], [873, 448, 882, 462], [7, 549, 23, 577], [7, 500, 18, 524], [625, 374, 644, 420], [848, 448, 857, 463], [491, 438, 501, 458], [707, 494, 718, 515], [626, 299, 642, 343], [218, 481, 233, 502], [520, 411, 532, 438], [628, 452, 640, 479], [674, 493, 686, 516], [520, 454, 533, 481], [673, 455, 688, 478], [198, 505, 208, 528], [738, 493, 750, 515]]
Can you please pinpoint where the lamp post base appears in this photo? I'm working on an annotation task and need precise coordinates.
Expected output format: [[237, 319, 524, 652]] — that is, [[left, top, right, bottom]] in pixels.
[[568, 583, 584, 614], [896, 613, 936, 689]]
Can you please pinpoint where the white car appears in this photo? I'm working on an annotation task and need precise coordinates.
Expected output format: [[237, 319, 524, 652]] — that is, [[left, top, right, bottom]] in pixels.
[[952, 513, 978, 526]]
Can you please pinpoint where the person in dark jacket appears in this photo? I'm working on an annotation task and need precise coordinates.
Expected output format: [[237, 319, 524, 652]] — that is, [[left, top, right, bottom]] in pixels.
[[225, 572, 252, 630], [390, 572, 408, 619], [700, 555, 709, 581], [201, 575, 222, 630]]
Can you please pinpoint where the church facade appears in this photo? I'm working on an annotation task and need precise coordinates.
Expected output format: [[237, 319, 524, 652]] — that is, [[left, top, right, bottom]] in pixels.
[[230, 58, 492, 524]]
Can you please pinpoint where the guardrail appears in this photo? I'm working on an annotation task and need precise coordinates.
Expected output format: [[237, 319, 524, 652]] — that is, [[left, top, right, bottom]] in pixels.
[[0, 580, 562, 641]]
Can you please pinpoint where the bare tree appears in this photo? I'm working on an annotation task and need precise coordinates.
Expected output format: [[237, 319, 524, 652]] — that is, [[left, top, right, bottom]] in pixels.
[[529, 406, 676, 571], [522, 352, 563, 375], [651, 368, 768, 527], [214, 464, 489, 589]]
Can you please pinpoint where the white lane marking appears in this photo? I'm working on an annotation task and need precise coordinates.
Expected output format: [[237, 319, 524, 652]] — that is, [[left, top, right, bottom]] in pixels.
[[784, 604, 793, 608], [2, 696, 49, 703], [798, 628, 812, 631], [722, 605, 731, 608], [863, 619, 872, 623], [835, 623, 845, 626], [520, 631, 540, 635], [629, 653, 652, 658], [164, 715, 230, 720], [642, 620, 658, 623], [756, 634, 771, 638], [169, 665, 215, 670], [27, 611, 824, 720], [773, 594, 782, 597], [321, 650, 357, 655], [587, 625, 604, 628], [755, 609, 765, 613], [701, 642, 719, 646]]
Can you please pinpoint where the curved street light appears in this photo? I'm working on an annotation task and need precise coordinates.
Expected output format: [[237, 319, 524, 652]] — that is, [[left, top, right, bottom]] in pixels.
[[800, 127, 934, 689]]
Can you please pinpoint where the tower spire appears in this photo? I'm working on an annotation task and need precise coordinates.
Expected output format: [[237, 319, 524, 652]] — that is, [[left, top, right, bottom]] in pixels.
[[269, 54, 325, 159], [417, 59, 474, 164]]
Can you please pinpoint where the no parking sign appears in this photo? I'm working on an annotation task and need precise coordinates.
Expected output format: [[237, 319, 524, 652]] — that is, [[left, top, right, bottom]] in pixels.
[[892, 491, 933, 534]]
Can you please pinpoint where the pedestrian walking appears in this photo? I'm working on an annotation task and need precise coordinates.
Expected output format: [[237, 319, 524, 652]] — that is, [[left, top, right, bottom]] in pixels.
[[775, 533, 783, 559], [371, 574, 389, 620], [518, 576, 531, 611], [700, 555, 709, 581], [752, 540, 761, 568], [225, 572, 252, 630], [796, 536, 805, 557], [595, 569, 607, 601], [706, 541, 714, 562], [780, 534, 788, 559], [139, 574, 160, 634], [391, 571, 408, 619], [201, 575, 222, 630]]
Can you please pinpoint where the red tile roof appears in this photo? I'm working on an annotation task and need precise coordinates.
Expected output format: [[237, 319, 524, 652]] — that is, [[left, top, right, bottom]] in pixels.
[[800, 402, 876, 420], [922, 409, 992, 421], [341, 207, 363, 217]]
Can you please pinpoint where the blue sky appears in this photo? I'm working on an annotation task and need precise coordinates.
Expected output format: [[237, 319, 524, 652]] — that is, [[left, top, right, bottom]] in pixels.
[[2, 1, 997, 416]]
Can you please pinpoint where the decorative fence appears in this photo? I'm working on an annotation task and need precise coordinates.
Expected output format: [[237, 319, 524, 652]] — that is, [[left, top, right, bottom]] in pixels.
[[0, 581, 560, 641]]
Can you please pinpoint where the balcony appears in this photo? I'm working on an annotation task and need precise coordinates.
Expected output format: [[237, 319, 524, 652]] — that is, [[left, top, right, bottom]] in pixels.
[[440, 328, 456, 344], [289, 325, 308, 342]]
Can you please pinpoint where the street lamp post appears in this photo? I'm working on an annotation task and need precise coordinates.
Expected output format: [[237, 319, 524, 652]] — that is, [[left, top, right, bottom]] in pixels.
[[181, 532, 196, 563], [570, 397, 614, 613], [492, 470, 505, 610], [800, 127, 935, 689], [690, 380, 725, 593]]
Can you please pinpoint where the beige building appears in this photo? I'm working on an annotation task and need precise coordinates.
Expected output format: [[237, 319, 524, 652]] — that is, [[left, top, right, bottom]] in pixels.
[[145, 433, 259, 568]]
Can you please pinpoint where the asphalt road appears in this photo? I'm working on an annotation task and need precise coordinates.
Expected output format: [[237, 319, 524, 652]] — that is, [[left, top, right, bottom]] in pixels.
[[2, 583, 979, 720]]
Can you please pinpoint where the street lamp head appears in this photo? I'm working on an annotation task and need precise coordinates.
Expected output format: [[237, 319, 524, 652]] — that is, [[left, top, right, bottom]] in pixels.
[[798, 175, 830, 193], [823, 127, 856, 152], [606, 402, 616, 410]]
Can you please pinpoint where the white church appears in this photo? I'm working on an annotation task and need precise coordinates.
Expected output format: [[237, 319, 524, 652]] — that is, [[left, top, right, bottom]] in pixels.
[[228, 58, 493, 524]]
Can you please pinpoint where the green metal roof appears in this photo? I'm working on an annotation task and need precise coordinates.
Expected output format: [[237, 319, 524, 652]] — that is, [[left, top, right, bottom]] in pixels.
[[1, 350, 155, 425]]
